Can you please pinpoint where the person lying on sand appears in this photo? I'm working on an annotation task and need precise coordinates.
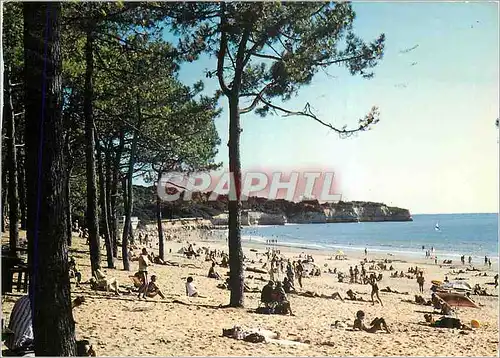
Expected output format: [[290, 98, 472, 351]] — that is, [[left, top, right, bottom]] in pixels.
[[346, 289, 366, 301], [153, 255, 166, 265], [414, 295, 432, 306], [353, 310, 390, 333], [91, 269, 120, 295], [297, 291, 344, 301], [381, 287, 409, 295], [424, 314, 472, 330], [145, 275, 165, 299]]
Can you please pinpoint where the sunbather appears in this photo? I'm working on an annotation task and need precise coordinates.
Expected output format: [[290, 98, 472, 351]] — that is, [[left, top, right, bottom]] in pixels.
[[146, 275, 165, 299], [185, 276, 205, 298], [282, 277, 297, 294], [91, 269, 120, 295], [273, 282, 295, 316], [260, 281, 275, 307], [208, 262, 221, 280], [353, 310, 390, 333]]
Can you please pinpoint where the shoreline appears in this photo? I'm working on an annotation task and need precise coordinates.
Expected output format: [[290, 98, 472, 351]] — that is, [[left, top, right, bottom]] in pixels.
[[207, 226, 499, 268]]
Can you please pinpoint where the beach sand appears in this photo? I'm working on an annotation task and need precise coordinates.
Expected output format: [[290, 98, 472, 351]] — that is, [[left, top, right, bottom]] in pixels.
[[2, 229, 499, 356]]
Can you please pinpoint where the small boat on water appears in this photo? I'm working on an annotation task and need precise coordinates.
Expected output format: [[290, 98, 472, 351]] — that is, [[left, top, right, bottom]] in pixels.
[[435, 222, 440, 231]]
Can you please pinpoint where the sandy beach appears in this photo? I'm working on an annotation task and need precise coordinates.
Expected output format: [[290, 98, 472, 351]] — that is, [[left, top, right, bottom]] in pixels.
[[2, 229, 499, 357]]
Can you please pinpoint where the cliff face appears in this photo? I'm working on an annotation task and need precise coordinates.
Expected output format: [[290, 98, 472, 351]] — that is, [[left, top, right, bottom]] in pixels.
[[132, 185, 412, 225]]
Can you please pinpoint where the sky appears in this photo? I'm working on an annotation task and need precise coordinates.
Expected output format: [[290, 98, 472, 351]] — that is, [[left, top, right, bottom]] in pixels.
[[164, 2, 499, 215]]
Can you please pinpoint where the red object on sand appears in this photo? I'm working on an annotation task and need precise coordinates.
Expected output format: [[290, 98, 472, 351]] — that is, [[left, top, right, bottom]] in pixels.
[[436, 292, 479, 309]]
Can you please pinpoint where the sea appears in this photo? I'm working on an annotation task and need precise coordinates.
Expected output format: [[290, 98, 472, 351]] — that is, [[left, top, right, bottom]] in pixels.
[[237, 213, 499, 264]]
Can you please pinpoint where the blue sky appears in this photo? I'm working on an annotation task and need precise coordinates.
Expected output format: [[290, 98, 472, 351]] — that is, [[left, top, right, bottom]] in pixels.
[[167, 2, 499, 215]]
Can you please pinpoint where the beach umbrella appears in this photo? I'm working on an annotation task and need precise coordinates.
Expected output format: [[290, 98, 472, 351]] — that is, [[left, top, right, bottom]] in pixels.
[[441, 281, 472, 292], [436, 292, 479, 309], [336, 250, 344, 256]]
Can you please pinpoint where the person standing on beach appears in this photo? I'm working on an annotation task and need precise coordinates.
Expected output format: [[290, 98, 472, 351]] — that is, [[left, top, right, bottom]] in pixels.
[[364, 248, 367, 256], [417, 272, 425, 293], [468, 256, 472, 265], [349, 266, 354, 283], [369, 275, 383, 306], [485, 256, 488, 265], [296, 261, 304, 288], [488, 259, 492, 269], [137, 248, 150, 299], [354, 266, 359, 284]]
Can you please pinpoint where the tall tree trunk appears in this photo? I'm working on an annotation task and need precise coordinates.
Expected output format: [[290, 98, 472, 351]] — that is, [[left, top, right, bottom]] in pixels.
[[122, 95, 142, 270], [121, 176, 130, 270], [228, 94, 244, 307], [1, 166, 6, 233], [64, 133, 72, 246], [84, 25, 100, 275], [5, 67, 19, 257], [96, 140, 114, 268], [18, 149, 27, 230], [0, 0, 3, 234], [104, 142, 114, 256], [110, 130, 125, 258], [156, 172, 164, 260], [65, 165, 72, 246], [24, 2, 76, 355]]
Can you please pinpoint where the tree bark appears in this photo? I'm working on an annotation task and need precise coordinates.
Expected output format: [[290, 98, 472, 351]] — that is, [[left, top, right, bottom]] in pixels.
[[121, 126, 139, 271], [121, 176, 130, 271], [65, 164, 72, 246], [104, 141, 114, 256], [24, 2, 76, 355], [84, 24, 101, 275], [1, 164, 6, 233], [96, 139, 114, 268], [227, 94, 244, 307], [64, 133, 72, 246], [156, 172, 164, 260], [18, 148, 27, 230], [110, 130, 125, 258], [5, 67, 19, 257]]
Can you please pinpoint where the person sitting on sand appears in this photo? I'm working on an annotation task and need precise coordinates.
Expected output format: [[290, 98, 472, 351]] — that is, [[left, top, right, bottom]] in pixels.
[[260, 281, 275, 307], [353, 310, 391, 333], [221, 255, 229, 268], [369, 275, 383, 306], [92, 269, 120, 295], [145, 275, 165, 299], [208, 262, 221, 280], [185, 276, 205, 298], [282, 277, 297, 294], [273, 282, 295, 316], [69, 256, 82, 287]]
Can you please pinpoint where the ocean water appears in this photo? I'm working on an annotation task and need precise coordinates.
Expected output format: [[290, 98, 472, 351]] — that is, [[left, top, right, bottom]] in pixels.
[[239, 213, 499, 263]]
